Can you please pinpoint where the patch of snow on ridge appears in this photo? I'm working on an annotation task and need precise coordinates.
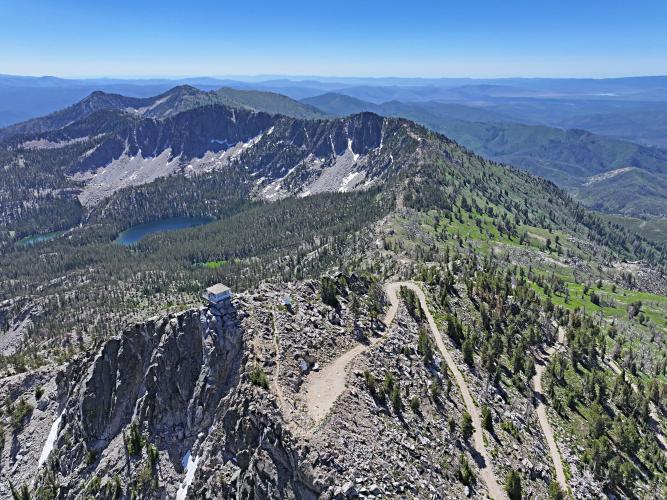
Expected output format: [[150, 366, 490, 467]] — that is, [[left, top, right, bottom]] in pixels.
[[176, 450, 200, 500], [339, 171, 361, 192], [38, 412, 63, 468], [300, 146, 367, 196], [347, 138, 359, 161], [21, 137, 91, 150], [132, 95, 170, 115], [72, 149, 178, 207]]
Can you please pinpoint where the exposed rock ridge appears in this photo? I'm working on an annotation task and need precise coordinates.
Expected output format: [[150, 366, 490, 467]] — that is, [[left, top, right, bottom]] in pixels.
[[34, 299, 245, 497]]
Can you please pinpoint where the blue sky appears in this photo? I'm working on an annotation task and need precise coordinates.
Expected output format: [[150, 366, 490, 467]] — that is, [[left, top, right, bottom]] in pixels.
[[1, 0, 666, 78]]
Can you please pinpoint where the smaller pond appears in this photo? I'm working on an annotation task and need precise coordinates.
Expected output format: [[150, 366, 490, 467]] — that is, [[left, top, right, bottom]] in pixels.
[[115, 216, 214, 246], [18, 230, 66, 247]]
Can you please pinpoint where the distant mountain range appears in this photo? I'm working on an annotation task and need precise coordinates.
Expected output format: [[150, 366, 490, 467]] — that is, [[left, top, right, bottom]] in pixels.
[[2, 73, 667, 140], [303, 93, 667, 216], [1, 82, 667, 225], [0, 86, 414, 235], [0, 85, 325, 141]]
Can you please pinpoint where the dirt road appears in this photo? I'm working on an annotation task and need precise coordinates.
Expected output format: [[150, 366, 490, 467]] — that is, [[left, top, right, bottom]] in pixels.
[[396, 282, 507, 500], [304, 282, 400, 423], [302, 281, 506, 498], [532, 325, 569, 493]]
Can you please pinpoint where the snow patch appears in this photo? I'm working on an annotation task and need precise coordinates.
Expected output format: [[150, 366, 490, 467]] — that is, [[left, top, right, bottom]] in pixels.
[[176, 450, 200, 500], [38, 412, 63, 468], [339, 171, 361, 192], [72, 149, 179, 207], [347, 138, 359, 161]]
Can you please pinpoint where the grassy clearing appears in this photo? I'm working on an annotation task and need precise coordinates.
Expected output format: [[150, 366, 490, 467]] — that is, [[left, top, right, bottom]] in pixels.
[[530, 279, 667, 332], [195, 260, 228, 269]]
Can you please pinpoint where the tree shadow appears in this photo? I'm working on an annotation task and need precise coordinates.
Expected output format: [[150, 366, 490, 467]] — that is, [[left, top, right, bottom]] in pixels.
[[468, 445, 488, 471]]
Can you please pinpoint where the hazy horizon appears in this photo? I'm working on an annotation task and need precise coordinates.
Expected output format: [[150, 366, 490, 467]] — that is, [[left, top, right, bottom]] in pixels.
[[4, 73, 667, 82]]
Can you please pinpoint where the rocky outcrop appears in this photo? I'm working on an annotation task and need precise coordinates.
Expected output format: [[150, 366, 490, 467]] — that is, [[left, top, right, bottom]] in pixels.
[[191, 383, 322, 499], [5, 287, 347, 499], [22, 299, 244, 497]]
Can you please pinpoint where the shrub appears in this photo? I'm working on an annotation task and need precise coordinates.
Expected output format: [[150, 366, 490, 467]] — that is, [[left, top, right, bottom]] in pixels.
[[461, 412, 473, 440], [383, 373, 395, 390], [87, 477, 102, 495], [390, 385, 402, 413], [399, 286, 423, 320], [501, 420, 520, 441], [126, 423, 144, 456], [430, 379, 441, 401], [320, 277, 339, 307], [417, 328, 434, 364], [363, 370, 376, 396], [457, 453, 475, 486], [481, 405, 493, 432], [147, 444, 159, 467], [548, 481, 565, 500], [250, 365, 269, 389], [462, 338, 474, 366], [410, 396, 421, 413], [9, 482, 30, 500], [505, 470, 522, 500], [10, 398, 33, 429]]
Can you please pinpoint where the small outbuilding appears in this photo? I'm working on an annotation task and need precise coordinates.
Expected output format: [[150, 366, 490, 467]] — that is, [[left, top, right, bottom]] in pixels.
[[202, 283, 232, 304]]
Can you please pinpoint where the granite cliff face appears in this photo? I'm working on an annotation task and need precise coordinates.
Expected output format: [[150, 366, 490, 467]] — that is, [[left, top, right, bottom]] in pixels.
[[1, 298, 245, 497]]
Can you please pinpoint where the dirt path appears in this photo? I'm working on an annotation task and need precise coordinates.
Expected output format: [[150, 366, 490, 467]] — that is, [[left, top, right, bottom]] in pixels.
[[270, 310, 291, 416], [304, 283, 400, 423], [301, 281, 505, 498], [398, 282, 507, 500], [607, 358, 667, 453], [532, 325, 569, 493]]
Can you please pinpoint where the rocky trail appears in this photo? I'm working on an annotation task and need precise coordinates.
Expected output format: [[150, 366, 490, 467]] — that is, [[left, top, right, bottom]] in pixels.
[[532, 325, 569, 493], [399, 282, 507, 500], [302, 281, 506, 499], [270, 309, 294, 425], [303, 282, 400, 424]]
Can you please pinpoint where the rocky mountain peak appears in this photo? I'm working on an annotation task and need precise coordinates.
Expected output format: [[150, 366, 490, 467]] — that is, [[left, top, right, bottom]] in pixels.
[[4, 297, 246, 497]]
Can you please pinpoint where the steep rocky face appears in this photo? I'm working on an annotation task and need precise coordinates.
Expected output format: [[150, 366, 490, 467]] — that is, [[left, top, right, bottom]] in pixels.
[[14, 299, 244, 497], [193, 383, 322, 499], [238, 112, 424, 199], [2, 275, 389, 498], [45, 105, 277, 173], [2, 96, 426, 209]]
